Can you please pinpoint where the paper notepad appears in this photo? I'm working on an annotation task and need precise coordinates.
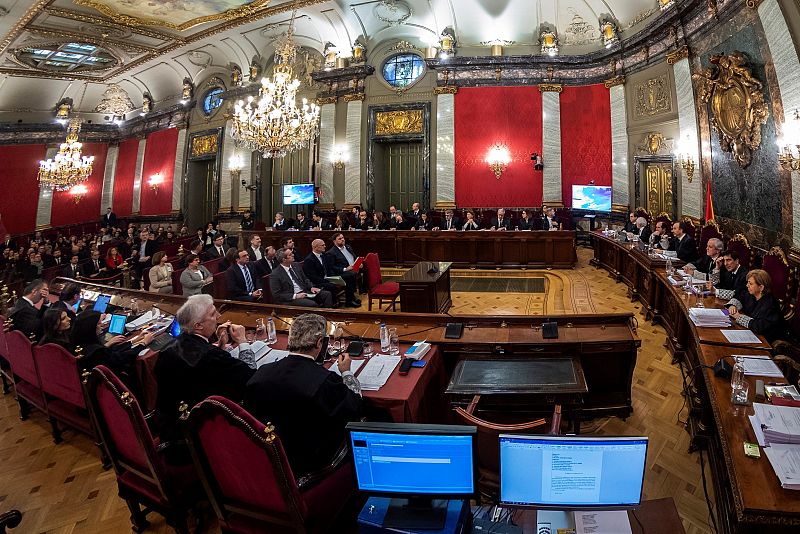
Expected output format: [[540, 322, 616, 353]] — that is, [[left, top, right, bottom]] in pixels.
[[763, 444, 800, 490], [329, 359, 365, 376], [738, 355, 784, 378], [357, 355, 401, 391], [256, 349, 290, 368], [722, 329, 762, 344]]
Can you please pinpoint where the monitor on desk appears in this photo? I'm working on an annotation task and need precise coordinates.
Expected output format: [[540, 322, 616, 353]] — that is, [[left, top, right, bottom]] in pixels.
[[499, 435, 648, 510], [347, 422, 476, 530]]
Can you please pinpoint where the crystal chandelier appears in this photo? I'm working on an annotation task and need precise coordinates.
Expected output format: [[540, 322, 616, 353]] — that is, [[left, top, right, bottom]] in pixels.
[[38, 118, 94, 191], [230, 22, 320, 158]]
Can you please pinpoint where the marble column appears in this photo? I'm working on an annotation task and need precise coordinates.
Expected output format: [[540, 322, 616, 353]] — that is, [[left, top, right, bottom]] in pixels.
[[131, 138, 147, 214], [100, 144, 118, 213], [317, 101, 336, 208], [434, 89, 456, 208], [171, 129, 187, 213], [672, 58, 702, 219], [759, 0, 800, 246], [609, 84, 630, 207], [35, 147, 56, 228], [541, 88, 562, 205], [344, 97, 363, 206]]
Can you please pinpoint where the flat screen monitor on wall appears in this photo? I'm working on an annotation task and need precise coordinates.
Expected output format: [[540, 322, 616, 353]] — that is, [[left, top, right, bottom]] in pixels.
[[572, 185, 612, 211], [282, 183, 315, 205]]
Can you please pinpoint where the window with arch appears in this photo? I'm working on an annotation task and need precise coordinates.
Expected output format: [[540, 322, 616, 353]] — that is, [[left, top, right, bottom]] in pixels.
[[202, 87, 224, 115], [382, 53, 425, 88]]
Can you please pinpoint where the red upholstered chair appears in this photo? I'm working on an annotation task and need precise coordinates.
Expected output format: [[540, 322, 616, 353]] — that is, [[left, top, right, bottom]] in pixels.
[[762, 247, 790, 311], [726, 234, 752, 269], [212, 271, 228, 301], [86, 365, 202, 534], [699, 219, 722, 252], [171, 268, 184, 296], [4, 330, 47, 420], [259, 274, 274, 304], [364, 253, 399, 311], [254, 221, 267, 231], [182, 396, 354, 534], [202, 257, 224, 274], [1, 316, 12, 395]]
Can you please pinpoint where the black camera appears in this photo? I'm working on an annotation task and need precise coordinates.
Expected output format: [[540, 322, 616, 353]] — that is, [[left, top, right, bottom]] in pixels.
[[530, 152, 544, 171]]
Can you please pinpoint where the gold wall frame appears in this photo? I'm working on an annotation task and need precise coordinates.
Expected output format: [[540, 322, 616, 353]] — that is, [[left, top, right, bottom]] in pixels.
[[692, 51, 769, 168], [375, 110, 423, 136], [190, 133, 218, 159]]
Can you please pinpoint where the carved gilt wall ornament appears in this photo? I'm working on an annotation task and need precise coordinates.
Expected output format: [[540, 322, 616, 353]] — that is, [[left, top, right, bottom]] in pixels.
[[190, 133, 218, 158], [634, 75, 672, 119], [666, 46, 689, 65], [94, 84, 134, 115], [538, 84, 563, 93], [375, 109, 423, 136], [637, 133, 667, 155], [692, 51, 769, 168]]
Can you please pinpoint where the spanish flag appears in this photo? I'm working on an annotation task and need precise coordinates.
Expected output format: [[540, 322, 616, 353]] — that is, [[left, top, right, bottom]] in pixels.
[[705, 180, 715, 221]]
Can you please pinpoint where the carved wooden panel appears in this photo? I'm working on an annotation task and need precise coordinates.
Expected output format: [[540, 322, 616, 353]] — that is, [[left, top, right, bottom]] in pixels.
[[634, 75, 672, 119]]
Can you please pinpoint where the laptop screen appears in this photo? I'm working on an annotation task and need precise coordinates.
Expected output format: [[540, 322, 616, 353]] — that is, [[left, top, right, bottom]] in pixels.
[[107, 314, 127, 336], [93, 294, 111, 313]]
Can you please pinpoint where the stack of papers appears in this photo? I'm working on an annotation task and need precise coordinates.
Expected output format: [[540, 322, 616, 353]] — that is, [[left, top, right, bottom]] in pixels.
[[688, 308, 730, 327], [721, 329, 762, 344], [126, 310, 156, 331], [753, 403, 800, 445], [357, 355, 401, 391], [330, 359, 365, 376], [228, 342, 289, 368], [764, 444, 800, 490], [738, 355, 784, 377]]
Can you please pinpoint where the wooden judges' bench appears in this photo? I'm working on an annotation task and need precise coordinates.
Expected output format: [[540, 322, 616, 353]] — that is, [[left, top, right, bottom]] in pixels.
[[591, 231, 800, 533], [241, 230, 578, 269], [56, 277, 638, 421]]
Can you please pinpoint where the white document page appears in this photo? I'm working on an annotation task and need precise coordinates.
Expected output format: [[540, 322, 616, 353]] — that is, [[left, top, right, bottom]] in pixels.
[[357, 355, 401, 390], [738, 355, 784, 377], [256, 349, 290, 368], [574, 510, 632, 534], [753, 403, 800, 441], [763, 444, 800, 489], [541, 449, 602, 504], [329, 359, 365, 376], [749, 415, 766, 447], [721, 329, 762, 344]]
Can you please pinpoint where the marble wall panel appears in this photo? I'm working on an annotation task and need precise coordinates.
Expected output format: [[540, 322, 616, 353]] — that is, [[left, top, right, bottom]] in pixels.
[[172, 129, 187, 213], [100, 145, 118, 213], [435, 93, 455, 206], [35, 148, 55, 228], [318, 104, 336, 206], [610, 85, 630, 207], [673, 59, 702, 219], [542, 91, 562, 204], [131, 139, 146, 213], [345, 101, 363, 205]]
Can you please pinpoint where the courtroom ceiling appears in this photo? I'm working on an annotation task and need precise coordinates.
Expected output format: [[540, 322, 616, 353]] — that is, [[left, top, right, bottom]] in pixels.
[[0, 0, 695, 118]]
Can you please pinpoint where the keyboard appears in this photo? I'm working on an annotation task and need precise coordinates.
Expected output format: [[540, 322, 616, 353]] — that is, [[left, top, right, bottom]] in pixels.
[[148, 333, 175, 352]]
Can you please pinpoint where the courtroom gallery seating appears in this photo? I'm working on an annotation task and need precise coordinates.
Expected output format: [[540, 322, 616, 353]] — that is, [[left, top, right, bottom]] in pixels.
[[4, 329, 47, 421]]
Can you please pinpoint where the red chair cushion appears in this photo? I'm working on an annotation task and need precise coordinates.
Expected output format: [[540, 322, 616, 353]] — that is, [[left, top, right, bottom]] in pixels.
[[371, 282, 400, 296]]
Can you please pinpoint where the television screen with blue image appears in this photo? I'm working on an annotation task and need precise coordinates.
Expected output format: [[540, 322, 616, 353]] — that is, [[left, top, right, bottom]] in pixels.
[[572, 185, 612, 211], [282, 183, 315, 205]]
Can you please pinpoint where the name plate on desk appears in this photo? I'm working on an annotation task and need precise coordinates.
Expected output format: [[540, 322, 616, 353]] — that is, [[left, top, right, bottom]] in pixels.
[[445, 358, 587, 396]]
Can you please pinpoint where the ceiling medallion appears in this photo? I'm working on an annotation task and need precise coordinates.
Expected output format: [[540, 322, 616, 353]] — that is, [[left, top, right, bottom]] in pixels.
[[693, 51, 769, 168], [374, 0, 412, 26], [94, 83, 135, 117], [390, 40, 417, 53], [564, 12, 595, 45]]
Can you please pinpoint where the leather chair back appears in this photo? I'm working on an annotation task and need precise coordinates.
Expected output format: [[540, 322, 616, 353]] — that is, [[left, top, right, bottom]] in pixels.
[[364, 253, 383, 290], [699, 219, 722, 252], [33, 344, 85, 409], [762, 247, 790, 309], [260, 274, 274, 304], [726, 234, 752, 269], [212, 271, 228, 301], [171, 268, 184, 296], [5, 330, 39, 389]]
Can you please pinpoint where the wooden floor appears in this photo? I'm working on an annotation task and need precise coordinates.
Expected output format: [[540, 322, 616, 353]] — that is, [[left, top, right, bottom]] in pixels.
[[0, 247, 713, 533]]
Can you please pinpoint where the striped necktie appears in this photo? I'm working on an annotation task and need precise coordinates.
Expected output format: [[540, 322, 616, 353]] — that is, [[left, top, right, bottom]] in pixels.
[[242, 265, 254, 293]]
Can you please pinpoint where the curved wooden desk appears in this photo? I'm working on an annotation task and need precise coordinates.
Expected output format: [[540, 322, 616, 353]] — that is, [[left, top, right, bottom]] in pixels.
[[592, 231, 799, 534]]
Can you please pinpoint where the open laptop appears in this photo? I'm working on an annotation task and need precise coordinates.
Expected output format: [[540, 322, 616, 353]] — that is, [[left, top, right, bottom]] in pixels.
[[147, 318, 181, 351]]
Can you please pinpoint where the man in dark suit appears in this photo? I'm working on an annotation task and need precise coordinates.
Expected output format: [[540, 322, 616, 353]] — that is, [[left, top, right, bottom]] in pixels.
[[669, 221, 699, 264], [101, 207, 117, 228], [132, 229, 158, 281], [293, 212, 310, 231], [708, 250, 748, 301], [272, 212, 289, 231], [246, 234, 266, 263], [81, 249, 106, 279], [686, 238, 723, 275], [225, 249, 263, 302], [0, 234, 17, 255], [489, 208, 513, 231], [63, 254, 82, 279], [269, 248, 333, 307], [9, 279, 49, 340], [327, 233, 361, 307], [435, 209, 461, 231], [51, 283, 82, 319], [43, 248, 64, 269], [302, 238, 340, 297], [154, 294, 256, 444], [244, 313, 362, 476], [204, 234, 228, 261], [310, 212, 333, 230]]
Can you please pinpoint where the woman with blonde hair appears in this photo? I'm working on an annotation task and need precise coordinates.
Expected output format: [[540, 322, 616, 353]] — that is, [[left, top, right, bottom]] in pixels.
[[726, 269, 786, 342]]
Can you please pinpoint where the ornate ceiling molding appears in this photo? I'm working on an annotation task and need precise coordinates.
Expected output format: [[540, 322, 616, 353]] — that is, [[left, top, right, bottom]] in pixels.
[[44, 7, 182, 42], [25, 25, 154, 54], [538, 84, 563, 93], [0, 0, 49, 56], [604, 76, 625, 88], [666, 45, 689, 64], [433, 85, 458, 95]]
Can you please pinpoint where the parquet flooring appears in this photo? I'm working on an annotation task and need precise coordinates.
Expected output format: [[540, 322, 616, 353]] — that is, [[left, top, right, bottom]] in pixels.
[[0, 247, 712, 533]]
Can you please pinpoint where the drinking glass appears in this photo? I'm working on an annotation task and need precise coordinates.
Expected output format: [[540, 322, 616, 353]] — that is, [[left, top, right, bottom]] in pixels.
[[328, 339, 341, 358], [255, 318, 266, 339], [363, 342, 374, 359], [388, 328, 400, 356]]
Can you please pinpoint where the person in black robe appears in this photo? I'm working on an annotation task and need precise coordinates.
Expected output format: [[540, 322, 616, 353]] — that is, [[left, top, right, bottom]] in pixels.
[[726, 269, 787, 343]]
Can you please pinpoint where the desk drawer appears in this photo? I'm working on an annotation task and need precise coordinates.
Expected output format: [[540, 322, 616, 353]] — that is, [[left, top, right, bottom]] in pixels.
[[580, 342, 632, 354]]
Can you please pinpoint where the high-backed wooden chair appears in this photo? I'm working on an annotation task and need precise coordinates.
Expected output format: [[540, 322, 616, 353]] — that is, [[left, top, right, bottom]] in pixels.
[[4, 330, 47, 420], [86, 365, 202, 534], [634, 206, 651, 223], [260, 274, 274, 304], [699, 219, 722, 252], [726, 234, 752, 269], [364, 253, 399, 311], [655, 212, 672, 228], [763, 247, 790, 311], [171, 267, 185, 296], [212, 271, 228, 301], [182, 396, 354, 534]]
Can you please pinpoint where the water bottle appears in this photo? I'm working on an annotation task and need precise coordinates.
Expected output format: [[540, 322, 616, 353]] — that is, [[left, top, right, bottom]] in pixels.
[[665, 258, 673, 276], [380, 323, 390, 353], [266, 317, 277, 344], [730, 357, 748, 405]]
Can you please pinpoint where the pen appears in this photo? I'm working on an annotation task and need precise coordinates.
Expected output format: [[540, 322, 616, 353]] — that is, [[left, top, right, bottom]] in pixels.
[[378, 364, 385, 375]]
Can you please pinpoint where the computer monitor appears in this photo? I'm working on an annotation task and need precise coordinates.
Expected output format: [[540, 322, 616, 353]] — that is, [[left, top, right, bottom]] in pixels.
[[499, 435, 648, 510], [282, 183, 315, 205], [347, 422, 476, 529], [92, 294, 111, 313], [572, 185, 612, 211]]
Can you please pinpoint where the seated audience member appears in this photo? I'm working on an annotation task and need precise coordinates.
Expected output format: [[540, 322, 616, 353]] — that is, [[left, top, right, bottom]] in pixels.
[[517, 209, 534, 230], [372, 211, 391, 230], [51, 282, 82, 319], [294, 211, 309, 231], [154, 294, 256, 442], [350, 206, 361, 226], [633, 217, 651, 243], [273, 212, 289, 231], [490, 208, 513, 231], [38, 308, 72, 349], [303, 239, 339, 297], [204, 234, 228, 261], [82, 249, 107, 279], [9, 279, 49, 339], [686, 238, 723, 275], [225, 249, 263, 302], [435, 209, 460, 231], [669, 221, 699, 263], [281, 236, 301, 260], [726, 269, 787, 343], [334, 212, 350, 231], [408, 202, 422, 222], [541, 207, 562, 231], [203, 222, 217, 248], [63, 253, 82, 279], [707, 249, 748, 300], [327, 233, 361, 307], [132, 229, 157, 281], [105, 247, 124, 273], [245, 313, 362, 475], [45, 248, 64, 268], [184, 239, 205, 267], [240, 209, 255, 230], [220, 247, 238, 272], [388, 205, 398, 220], [180, 253, 214, 296], [392, 212, 412, 230], [649, 221, 670, 249], [624, 212, 638, 233], [311, 212, 333, 230], [148, 251, 173, 294], [246, 234, 266, 262], [462, 211, 480, 231], [415, 212, 434, 231], [269, 248, 334, 307], [71, 310, 153, 379], [354, 211, 371, 231]]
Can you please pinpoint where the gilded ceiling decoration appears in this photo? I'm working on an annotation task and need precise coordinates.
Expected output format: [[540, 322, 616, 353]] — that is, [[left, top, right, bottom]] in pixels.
[[693, 51, 769, 168], [94, 83, 135, 115]]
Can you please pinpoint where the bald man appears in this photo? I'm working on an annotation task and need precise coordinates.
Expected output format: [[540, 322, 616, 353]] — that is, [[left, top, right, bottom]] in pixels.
[[302, 238, 340, 301]]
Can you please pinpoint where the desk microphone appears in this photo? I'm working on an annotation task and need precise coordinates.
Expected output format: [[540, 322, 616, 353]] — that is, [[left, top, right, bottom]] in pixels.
[[409, 252, 439, 274]]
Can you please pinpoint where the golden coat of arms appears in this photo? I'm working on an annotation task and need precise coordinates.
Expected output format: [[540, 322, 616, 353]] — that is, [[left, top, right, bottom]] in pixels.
[[692, 51, 769, 168]]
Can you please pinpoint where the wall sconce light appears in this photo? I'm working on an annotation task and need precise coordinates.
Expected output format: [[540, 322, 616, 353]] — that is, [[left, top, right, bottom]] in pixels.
[[600, 20, 619, 48], [530, 152, 544, 171], [658, 0, 676, 11], [148, 172, 164, 194], [54, 98, 72, 124], [323, 43, 338, 70], [486, 144, 511, 179], [778, 109, 800, 171], [70, 184, 88, 204], [331, 145, 349, 170], [540, 31, 559, 57], [674, 135, 696, 182], [439, 30, 456, 60], [229, 154, 242, 179]]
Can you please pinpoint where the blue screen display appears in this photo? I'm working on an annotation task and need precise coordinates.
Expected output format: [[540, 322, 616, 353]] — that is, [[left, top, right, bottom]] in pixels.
[[108, 314, 127, 335], [499, 436, 647, 509], [93, 294, 111, 313], [170, 318, 181, 337], [282, 183, 315, 205], [572, 185, 613, 211], [350, 431, 474, 495]]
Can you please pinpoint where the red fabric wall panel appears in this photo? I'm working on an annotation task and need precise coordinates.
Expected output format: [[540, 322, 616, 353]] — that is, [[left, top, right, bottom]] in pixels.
[[0, 144, 46, 235], [50, 142, 108, 227], [140, 128, 178, 216], [113, 138, 139, 216], [454, 87, 542, 207], [559, 85, 612, 206]]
